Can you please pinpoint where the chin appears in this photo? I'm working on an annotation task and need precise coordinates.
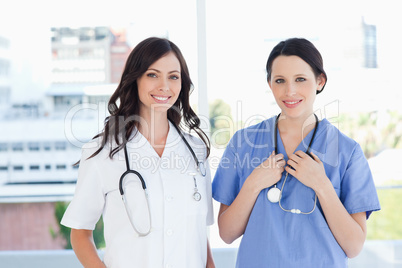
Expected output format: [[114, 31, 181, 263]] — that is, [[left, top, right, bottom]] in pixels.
[[281, 110, 310, 120], [151, 102, 173, 109]]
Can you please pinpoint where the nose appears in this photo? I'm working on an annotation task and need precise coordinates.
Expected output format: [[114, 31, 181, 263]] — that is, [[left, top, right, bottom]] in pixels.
[[158, 77, 169, 92], [285, 83, 296, 96]]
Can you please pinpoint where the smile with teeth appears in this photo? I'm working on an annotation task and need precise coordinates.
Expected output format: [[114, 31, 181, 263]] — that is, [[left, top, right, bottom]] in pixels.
[[152, 95, 170, 101], [284, 100, 301, 104]]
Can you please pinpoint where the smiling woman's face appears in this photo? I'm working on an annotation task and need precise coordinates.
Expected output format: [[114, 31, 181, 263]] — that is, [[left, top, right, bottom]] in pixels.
[[268, 55, 325, 120], [137, 52, 182, 115]]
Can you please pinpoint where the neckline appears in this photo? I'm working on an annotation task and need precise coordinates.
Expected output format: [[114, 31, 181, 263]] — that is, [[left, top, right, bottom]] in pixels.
[[274, 113, 319, 158], [133, 120, 176, 159]]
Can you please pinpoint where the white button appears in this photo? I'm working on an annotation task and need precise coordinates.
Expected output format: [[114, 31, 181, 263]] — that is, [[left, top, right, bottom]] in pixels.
[[166, 229, 173, 236], [166, 264, 172, 268], [165, 195, 173, 202]]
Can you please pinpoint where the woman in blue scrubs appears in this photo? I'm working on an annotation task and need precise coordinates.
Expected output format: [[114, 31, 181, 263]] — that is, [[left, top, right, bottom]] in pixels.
[[212, 38, 381, 268]]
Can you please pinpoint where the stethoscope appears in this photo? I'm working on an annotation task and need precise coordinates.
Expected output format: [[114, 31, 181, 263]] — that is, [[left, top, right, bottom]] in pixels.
[[267, 113, 319, 214], [119, 122, 206, 236]]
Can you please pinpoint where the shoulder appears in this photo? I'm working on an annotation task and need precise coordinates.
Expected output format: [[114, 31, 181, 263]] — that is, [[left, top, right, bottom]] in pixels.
[[317, 119, 366, 167], [237, 117, 275, 133], [182, 131, 208, 158], [80, 136, 111, 162], [319, 119, 359, 149], [183, 131, 204, 146], [229, 116, 276, 149]]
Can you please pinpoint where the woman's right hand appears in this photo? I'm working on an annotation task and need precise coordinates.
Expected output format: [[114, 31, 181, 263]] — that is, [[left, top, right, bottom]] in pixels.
[[71, 229, 106, 268], [247, 151, 285, 193], [217, 151, 285, 244]]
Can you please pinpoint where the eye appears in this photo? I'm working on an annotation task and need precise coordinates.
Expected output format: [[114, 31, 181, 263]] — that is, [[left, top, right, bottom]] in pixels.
[[170, 74, 180, 80], [296, 77, 306, 82], [146, 73, 157, 78], [275, 79, 285, 84]]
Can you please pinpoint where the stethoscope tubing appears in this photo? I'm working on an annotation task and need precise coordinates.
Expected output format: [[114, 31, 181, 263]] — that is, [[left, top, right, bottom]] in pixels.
[[170, 121, 207, 176], [119, 146, 147, 195], [274, 113, 318, 156], [118, 121, 205, 236], [271, 113, 319, 214]]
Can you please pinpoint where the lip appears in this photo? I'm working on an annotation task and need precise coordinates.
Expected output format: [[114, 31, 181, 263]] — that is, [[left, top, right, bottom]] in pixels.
[[283, 99, 302, 108], [151, 94, 171, 103]]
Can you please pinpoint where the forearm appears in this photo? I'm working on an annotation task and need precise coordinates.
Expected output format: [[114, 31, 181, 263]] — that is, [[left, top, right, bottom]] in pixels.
[[71, 229, 106, 268], [316, 181, 367, 258], [218, 178, 261, 244]]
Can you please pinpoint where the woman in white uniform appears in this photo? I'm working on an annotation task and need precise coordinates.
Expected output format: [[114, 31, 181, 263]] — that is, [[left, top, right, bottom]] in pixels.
[[61, 37, 215, 268]]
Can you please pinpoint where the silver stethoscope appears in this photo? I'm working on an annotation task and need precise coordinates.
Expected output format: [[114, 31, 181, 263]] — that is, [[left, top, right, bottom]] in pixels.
[[267, 113, 319, 215], [119, 122, 206, 236]]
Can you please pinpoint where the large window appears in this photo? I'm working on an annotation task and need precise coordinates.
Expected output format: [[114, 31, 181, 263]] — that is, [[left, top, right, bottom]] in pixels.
[[0, 59, 10, 77]]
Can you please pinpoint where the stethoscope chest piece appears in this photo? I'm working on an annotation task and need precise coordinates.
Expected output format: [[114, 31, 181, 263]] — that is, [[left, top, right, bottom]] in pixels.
[[267, 186, 280, 203]]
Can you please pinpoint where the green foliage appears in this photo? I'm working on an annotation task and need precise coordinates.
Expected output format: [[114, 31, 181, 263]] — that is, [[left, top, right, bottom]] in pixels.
[[338, 110, 402, 158], [52, 201, 105, 249], [93, 216, 105, 248], [209, 99, 233, 147], [367, 186, 402, 240], [53, 202, 72, 248]]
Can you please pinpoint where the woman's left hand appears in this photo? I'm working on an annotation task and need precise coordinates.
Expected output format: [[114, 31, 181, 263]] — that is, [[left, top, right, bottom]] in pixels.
[[285, 151, 328, 191], [206, 256, 215, 268], [206, 263, 216, 268]]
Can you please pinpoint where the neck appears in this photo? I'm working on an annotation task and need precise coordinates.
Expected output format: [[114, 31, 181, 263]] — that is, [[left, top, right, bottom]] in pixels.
[[138, 109, 170, 146], [277, 113, 317, 139]]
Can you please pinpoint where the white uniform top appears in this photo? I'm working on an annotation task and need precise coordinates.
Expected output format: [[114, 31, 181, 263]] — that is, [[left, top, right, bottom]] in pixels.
[[61, 121, 214, 268]]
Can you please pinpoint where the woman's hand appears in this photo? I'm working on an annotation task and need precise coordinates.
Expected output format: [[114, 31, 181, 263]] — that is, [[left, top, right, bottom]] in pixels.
[[286, 151, 328, 191], [286, 150, 367, 258], [206, 261, 216, 268], [248, 151, 286, 193], [217, 151, 285, 244], [206, 239, 215, 268], [71, 229, 106, 268]]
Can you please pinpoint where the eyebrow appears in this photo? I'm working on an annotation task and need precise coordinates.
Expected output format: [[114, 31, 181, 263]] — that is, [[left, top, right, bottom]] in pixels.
[[272, 74, 307, 78], [148, 68, 180, 73]]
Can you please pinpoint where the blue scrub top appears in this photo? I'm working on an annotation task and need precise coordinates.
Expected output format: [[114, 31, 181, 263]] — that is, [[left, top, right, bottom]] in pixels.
[[212, 116, 381, 268]]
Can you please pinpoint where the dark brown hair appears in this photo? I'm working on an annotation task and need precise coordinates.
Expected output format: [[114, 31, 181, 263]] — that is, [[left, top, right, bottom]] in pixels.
[[266, 38, 327, 94], [90, 37, 210, 159]]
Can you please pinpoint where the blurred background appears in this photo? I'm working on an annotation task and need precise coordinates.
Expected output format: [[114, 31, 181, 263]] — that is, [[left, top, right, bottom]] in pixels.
[[1, 0, 402, 266]]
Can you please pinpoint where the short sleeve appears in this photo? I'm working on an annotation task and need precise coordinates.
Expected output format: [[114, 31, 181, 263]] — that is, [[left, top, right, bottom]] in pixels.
[[340, 144, 381, 219], [212, 134, 241, 206], [61, 143, 106, 230]]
